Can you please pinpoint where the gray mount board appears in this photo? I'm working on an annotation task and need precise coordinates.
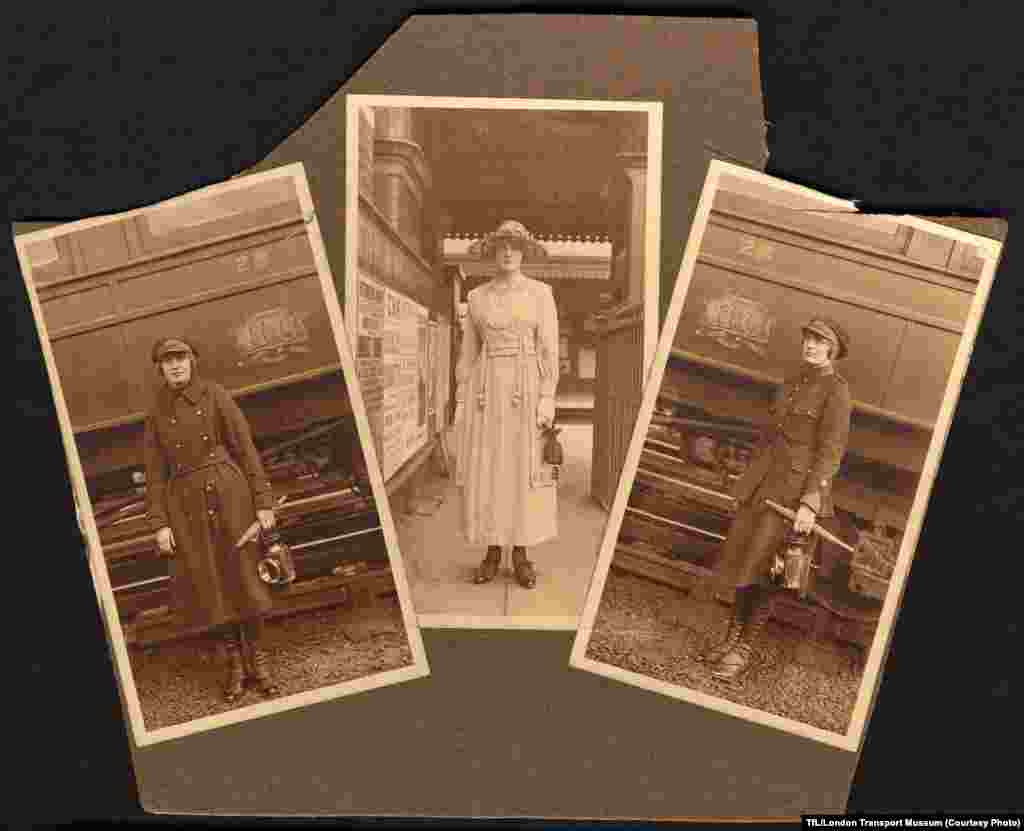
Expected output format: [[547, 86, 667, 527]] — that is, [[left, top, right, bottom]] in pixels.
[[125, 15, 852, 820]]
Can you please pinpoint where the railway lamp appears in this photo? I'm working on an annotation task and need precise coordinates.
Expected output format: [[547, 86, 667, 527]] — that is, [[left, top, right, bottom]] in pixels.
[[769, 529, 815, 598], [257, 528, 297, 589]]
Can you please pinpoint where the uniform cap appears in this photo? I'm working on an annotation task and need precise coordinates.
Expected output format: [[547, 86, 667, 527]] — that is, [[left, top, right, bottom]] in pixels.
[[152, 337, 196, 363], [474, 219, 548, 262], [802, 318, 849, 360]]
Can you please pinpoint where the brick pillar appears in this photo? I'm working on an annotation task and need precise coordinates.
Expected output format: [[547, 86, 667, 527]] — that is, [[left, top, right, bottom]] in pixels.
[[373, 107, 432, 258]]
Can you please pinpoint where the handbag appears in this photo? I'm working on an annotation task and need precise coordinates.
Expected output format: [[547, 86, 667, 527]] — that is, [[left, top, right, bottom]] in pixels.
[[256, 527, 297, 589], [541, 424, 564, 481]]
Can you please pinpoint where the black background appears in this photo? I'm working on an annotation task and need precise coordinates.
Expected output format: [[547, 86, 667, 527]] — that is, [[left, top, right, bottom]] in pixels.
[[3, 2, 1020, 823]]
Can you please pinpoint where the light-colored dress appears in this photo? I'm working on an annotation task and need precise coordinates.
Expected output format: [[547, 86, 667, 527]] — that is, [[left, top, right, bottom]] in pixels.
[[454, 273, 560, 547]]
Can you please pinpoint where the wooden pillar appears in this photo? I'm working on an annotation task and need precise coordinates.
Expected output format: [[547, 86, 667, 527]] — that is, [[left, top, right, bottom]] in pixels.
[[616, 113, 649, 310]]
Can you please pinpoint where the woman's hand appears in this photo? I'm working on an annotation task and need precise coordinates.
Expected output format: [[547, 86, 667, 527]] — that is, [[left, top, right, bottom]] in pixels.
[[536, 397, 555, 429], [257, 509, 276, 531], [155, 526, 175, 555], [454, 400, 464, 426], [793, 504, 816, 535]]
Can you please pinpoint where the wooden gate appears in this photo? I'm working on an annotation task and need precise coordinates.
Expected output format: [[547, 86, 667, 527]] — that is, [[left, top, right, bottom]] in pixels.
[[590, 302, 645, 510]]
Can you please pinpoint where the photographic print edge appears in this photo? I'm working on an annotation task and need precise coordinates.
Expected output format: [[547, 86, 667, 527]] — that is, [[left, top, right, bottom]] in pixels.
[[568, 158, 1004, 753], [12, 162, 432, 748], [344, 93, 664, 631]]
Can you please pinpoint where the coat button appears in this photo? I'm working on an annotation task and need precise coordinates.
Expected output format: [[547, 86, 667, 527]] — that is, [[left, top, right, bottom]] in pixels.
[[208, 509, 215, 516], [197, 409, 203, 415], [170, 418, 177, 425], [202, 434, 209, 441]]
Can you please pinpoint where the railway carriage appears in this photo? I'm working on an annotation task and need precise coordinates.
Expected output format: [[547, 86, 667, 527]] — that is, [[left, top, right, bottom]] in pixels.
[[613, 184, 985, 661], [31, 177, 394, 646]]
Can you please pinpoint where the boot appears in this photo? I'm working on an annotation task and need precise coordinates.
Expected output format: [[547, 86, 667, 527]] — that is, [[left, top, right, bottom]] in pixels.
[[474, 546, 502, 584], [711, 588, 774, 683], [242, 620, 279, 698], [222, 626, 245, 704], [511, 546, 536, 589], [694, 588, 748, 664]]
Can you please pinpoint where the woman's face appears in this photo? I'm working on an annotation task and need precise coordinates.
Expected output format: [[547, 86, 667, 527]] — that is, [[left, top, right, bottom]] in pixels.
[[160, 352, 193, 388], [802, 331, 834, 367], [494, 240, 524, 273]]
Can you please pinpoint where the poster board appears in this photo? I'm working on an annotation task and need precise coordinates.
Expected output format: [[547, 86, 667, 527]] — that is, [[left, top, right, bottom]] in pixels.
[[353, 271, 431, 480]]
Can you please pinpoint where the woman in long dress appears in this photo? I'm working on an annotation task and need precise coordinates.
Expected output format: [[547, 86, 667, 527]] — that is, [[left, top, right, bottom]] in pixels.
[[454, 220, 560, 589], [144, 337, 281, 703]]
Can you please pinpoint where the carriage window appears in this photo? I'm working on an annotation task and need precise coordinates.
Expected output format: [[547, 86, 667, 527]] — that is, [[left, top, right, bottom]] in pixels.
[[140, 178, 301, 253]]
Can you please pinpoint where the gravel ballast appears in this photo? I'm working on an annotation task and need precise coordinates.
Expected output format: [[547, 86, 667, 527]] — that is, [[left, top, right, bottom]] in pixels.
[[584, 571, 864, 735], [131, 599, 414, 731]]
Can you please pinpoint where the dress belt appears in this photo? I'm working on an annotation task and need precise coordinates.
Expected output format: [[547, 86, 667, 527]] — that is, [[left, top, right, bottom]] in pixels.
[[169, 445, 233, 480], [486, 344, 538, 357], [478, 334, 536, 410]]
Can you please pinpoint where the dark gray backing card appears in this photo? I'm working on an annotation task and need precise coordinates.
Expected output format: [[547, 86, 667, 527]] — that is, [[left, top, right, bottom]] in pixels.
[[129, 15, 861, 818]]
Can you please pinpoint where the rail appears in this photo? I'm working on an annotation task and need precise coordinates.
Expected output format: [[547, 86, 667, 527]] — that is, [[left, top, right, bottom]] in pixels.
[[625, 506, 727, 542], [112, 524, 384, 594]]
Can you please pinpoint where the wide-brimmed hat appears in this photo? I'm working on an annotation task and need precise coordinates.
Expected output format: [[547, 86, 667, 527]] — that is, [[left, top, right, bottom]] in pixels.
[[152, 337, 198, 364], [471, 219, 548, 262], [802, 318, 849, 361]]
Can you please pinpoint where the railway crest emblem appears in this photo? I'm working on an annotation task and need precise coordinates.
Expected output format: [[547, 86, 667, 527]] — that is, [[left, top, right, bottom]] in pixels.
[[233, 307, 311, 366], [695, 291, 774, 356]]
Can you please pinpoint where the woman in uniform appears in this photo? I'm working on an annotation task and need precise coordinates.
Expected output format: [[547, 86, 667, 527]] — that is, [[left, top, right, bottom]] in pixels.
[[696, 318, 853, 683], [144, 337, 280, 703], [454, 220, 560, 589]]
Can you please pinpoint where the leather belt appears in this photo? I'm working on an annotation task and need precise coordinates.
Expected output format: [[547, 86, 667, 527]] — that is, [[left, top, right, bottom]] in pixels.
[[169, 445, 232, 480]]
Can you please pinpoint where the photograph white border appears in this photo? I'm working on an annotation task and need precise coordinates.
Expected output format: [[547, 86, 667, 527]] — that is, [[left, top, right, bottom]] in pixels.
[[13, 162, 431, 748], [344, 93, 664, 630], [568, 158, 1003, 752]]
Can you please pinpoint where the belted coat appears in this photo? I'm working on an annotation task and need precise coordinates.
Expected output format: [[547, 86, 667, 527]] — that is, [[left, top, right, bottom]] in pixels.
[[714, 363, 853, 589], [144, 376, 276, 627], [454, 274, 560, 547]]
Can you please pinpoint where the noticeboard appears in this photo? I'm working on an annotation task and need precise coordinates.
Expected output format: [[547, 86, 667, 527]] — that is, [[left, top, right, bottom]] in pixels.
[[354, 272, 431, 481]]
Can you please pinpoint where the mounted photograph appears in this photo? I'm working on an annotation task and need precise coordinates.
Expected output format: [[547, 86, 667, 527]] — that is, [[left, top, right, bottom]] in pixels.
[[14, 163, 428, 747], [569, 159, 1003, 750], [344, 94, 663, 628]]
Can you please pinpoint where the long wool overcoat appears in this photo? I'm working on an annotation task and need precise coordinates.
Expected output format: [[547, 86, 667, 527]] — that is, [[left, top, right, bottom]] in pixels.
[[714, 362, 853, 590], [144, 376, 276, 627], [454, 274, 560, 547]]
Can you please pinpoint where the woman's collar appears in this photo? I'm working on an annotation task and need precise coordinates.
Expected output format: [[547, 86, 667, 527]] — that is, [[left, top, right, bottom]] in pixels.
[[801, 361, 834, 377], [165, 376, 206, 405], [490, 271, 527, 288]]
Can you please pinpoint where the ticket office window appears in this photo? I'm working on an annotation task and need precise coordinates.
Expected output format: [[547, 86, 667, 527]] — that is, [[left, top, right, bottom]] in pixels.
[[559, 332, 571, 378], [555, 321, 598, 391]]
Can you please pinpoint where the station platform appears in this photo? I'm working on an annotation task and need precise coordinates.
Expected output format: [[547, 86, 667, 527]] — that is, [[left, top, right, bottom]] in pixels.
[[393, 422, 608, 626]]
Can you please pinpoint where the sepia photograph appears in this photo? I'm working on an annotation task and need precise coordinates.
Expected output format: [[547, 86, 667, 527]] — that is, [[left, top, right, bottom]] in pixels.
[[14, 164, 428, 746], [345, 95, 663, 628], [570, 160, 1003, 749]]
